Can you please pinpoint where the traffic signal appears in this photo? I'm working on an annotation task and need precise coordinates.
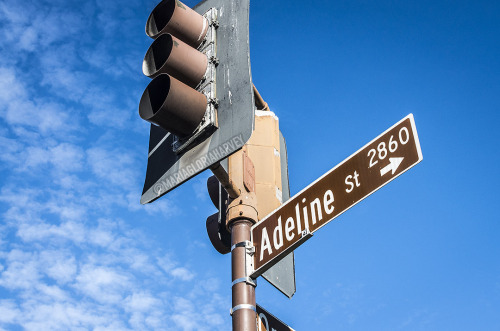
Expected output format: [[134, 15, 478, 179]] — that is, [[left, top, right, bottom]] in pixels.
[[140, 0, 216, 151], [244, 110, 296, 298], [206, 174, 231, 254], [203, 109, 296, 297], [139, 0, 255, 205]]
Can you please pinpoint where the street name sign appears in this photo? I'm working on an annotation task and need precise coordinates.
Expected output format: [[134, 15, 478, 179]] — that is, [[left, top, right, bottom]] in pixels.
[[257, 304, 295, 331], [250, 114, 423, 277]]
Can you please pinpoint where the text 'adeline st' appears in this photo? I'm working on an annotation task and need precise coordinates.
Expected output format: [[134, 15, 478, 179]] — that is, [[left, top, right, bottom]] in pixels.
[[251, 114, 422, 276]]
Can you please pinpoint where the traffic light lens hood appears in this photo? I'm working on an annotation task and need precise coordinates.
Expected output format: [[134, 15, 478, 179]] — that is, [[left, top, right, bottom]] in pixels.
[[143, 34, 174, 78], [146, 0, 208, 49], [143, 33, 208, 88], [146, 0, 175, 38], [139, 74, 207, 137]]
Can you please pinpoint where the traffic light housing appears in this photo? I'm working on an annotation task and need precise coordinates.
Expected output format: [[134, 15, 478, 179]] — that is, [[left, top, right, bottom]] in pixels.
[[243, 110, 296, 298], [206, 174, 231, 254], [140, 0, 255, 204], [204, 110, 296, 298]]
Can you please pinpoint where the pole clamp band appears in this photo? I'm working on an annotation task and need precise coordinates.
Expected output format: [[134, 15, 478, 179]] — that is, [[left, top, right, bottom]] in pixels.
[[230, 304, 256, 316], [231, 240, 252, 252], [231, 277, 257, 287]]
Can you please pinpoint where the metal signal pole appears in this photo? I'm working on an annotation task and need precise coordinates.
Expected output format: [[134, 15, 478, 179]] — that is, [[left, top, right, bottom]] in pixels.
[[230, 217, 257, 331], [211, 151, 258, 331]]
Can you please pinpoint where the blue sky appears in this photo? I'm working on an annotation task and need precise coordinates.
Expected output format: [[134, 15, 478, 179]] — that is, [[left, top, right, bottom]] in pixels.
[[0, 0, 498, 330]]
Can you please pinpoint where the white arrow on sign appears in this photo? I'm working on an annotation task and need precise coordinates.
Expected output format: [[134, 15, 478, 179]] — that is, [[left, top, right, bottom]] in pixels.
[[380, 157, 404, 176]]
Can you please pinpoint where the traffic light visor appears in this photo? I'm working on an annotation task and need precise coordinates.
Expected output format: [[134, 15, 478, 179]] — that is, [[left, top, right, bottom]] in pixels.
[[139, 74, 207, 137], [143, 33, 208, 87], [146, 0, 208, 48]]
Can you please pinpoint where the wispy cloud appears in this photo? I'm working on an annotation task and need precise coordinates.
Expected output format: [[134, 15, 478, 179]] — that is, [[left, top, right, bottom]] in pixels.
[[0, 195, 227, 329], [0, 0, 84, 52], [397, 308, 436, 329], [0, 66, 80, 136], [87, 146, 139, 190], [0, 0, 230, 329]]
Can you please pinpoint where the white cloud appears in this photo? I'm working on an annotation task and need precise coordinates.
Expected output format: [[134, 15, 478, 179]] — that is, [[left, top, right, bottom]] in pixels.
[[0, 1, 26, 25], [19, 302, 119, 331], [40, 66, 94, 103], [398, 309, 436, 329], [0, 67, 25, 103], [157, 254, 196, 282], [88, 227, 115, 248], [87, 146, 139, 190], [124, 291, 160, 313], [191, 173, 211, 203], [18, 26, 37, 52], [54, 174, 93, 191], [0, 0, 231, 329], [0, 300, 20, 324], [126, 299, 166, 331], [0, 250, 40, 291], [0, 0, 84, 52], [17, 221, 87, 244], [49, 143, 85, 172], [169, 294, 226, 331], [46, 201, 87, 222], [0, 135, 23, 166], [14, 142, 84, 174], [0, 222, 229, 329], [36, 284, 69, 302], [75, 264, 131, 304], [22, 146, 50, 169], [0, 69, 79, 135], [39, 250, 77, 285], [0, 187, 39, 212], [170, 267, 195, 281], [127, 191, 179, 217], [33, 102, 79, 135]]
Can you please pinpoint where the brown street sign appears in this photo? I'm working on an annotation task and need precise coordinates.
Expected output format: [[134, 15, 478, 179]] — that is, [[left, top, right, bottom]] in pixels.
[[257, 304, 295, 331], [251, 114, 423, 277]]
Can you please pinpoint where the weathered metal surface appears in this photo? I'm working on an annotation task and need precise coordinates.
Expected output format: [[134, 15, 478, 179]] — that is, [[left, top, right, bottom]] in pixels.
[[141, 0, 254, 204], [231, 219, 257, 330], [227, 192, 258, 229], [210, 162, 241, 200], [253, 85, 269, 111], [261, 131, 296, 298], [243, 150, 256, 193]]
